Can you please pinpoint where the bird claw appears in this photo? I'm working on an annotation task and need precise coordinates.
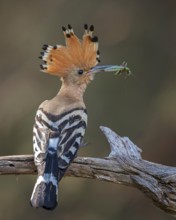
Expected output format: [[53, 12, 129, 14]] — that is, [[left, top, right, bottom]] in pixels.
[[80, 140, 90, 148]]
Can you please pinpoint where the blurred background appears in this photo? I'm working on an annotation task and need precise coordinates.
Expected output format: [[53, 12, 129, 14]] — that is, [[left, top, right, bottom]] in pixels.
[[0, 0, 176, 219]]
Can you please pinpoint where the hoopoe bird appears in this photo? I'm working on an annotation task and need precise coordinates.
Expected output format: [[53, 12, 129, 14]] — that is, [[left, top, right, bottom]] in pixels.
[[30, 24, 130, 210]]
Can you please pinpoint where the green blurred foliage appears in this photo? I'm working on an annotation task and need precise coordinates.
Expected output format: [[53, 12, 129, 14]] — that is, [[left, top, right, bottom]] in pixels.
[[0, 0, 176, 219]]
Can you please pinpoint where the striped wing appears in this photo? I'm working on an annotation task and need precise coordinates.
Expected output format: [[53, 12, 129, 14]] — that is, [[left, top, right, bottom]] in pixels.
[[33, 107, 87, 179]]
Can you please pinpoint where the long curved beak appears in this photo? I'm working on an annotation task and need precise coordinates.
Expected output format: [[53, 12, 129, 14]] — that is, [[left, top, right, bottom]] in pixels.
[[88, 62, 131, 76]]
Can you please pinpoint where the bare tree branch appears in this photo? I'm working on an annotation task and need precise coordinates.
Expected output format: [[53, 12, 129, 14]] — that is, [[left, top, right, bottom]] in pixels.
[[0, 126, 176, 216]]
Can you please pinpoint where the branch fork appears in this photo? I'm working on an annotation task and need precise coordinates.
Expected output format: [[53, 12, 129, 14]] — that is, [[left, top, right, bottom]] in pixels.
[[0, 126, 176, 215]]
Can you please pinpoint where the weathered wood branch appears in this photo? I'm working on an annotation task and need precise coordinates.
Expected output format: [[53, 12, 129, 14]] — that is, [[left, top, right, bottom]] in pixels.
[[0, 126, 176, 216]]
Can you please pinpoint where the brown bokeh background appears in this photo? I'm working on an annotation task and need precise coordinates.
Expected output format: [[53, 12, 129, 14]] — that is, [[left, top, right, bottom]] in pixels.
[[0, 0, 176, 219]]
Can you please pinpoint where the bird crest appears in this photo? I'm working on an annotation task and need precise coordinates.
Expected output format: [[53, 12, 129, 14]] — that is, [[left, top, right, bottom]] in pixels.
[[39, 24, 100, 77]]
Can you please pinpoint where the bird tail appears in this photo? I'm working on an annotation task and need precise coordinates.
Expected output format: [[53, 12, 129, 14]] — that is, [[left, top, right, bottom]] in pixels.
[[30, 153, 59, 210]]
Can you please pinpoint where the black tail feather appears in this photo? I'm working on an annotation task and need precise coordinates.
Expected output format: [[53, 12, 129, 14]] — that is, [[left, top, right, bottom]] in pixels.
[[30, 181, 58, 210], [30, 153, 59, 210]]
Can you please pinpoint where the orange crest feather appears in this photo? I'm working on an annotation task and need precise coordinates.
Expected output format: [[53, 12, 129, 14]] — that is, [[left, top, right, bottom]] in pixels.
[[40, 24, 100, 77]]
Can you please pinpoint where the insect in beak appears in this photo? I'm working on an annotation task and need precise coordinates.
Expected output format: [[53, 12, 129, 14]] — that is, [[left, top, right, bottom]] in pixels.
[[88, 62, 131, 76]]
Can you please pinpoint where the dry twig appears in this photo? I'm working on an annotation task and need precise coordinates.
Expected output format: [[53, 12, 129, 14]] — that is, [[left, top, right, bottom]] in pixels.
[[0, 126, 176, 215]]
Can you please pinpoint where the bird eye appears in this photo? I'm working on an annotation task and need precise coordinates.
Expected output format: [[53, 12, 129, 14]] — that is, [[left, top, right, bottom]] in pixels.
[[78, 69, 84, 75]]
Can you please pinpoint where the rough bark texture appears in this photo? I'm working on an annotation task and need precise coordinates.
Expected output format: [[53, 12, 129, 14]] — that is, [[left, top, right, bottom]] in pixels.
[[0, 126, 176, 216]]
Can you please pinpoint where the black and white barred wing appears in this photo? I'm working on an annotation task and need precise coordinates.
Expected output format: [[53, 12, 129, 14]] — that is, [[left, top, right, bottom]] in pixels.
[[56, 110, 87, 179], [33, 107, 87, 170]]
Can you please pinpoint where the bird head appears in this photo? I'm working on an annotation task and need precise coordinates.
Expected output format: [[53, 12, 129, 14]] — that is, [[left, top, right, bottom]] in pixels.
[[39, 24, 131, 86]]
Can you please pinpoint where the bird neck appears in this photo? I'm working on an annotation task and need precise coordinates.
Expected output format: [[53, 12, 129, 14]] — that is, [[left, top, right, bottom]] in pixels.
[[57, 81, 87, 102]]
